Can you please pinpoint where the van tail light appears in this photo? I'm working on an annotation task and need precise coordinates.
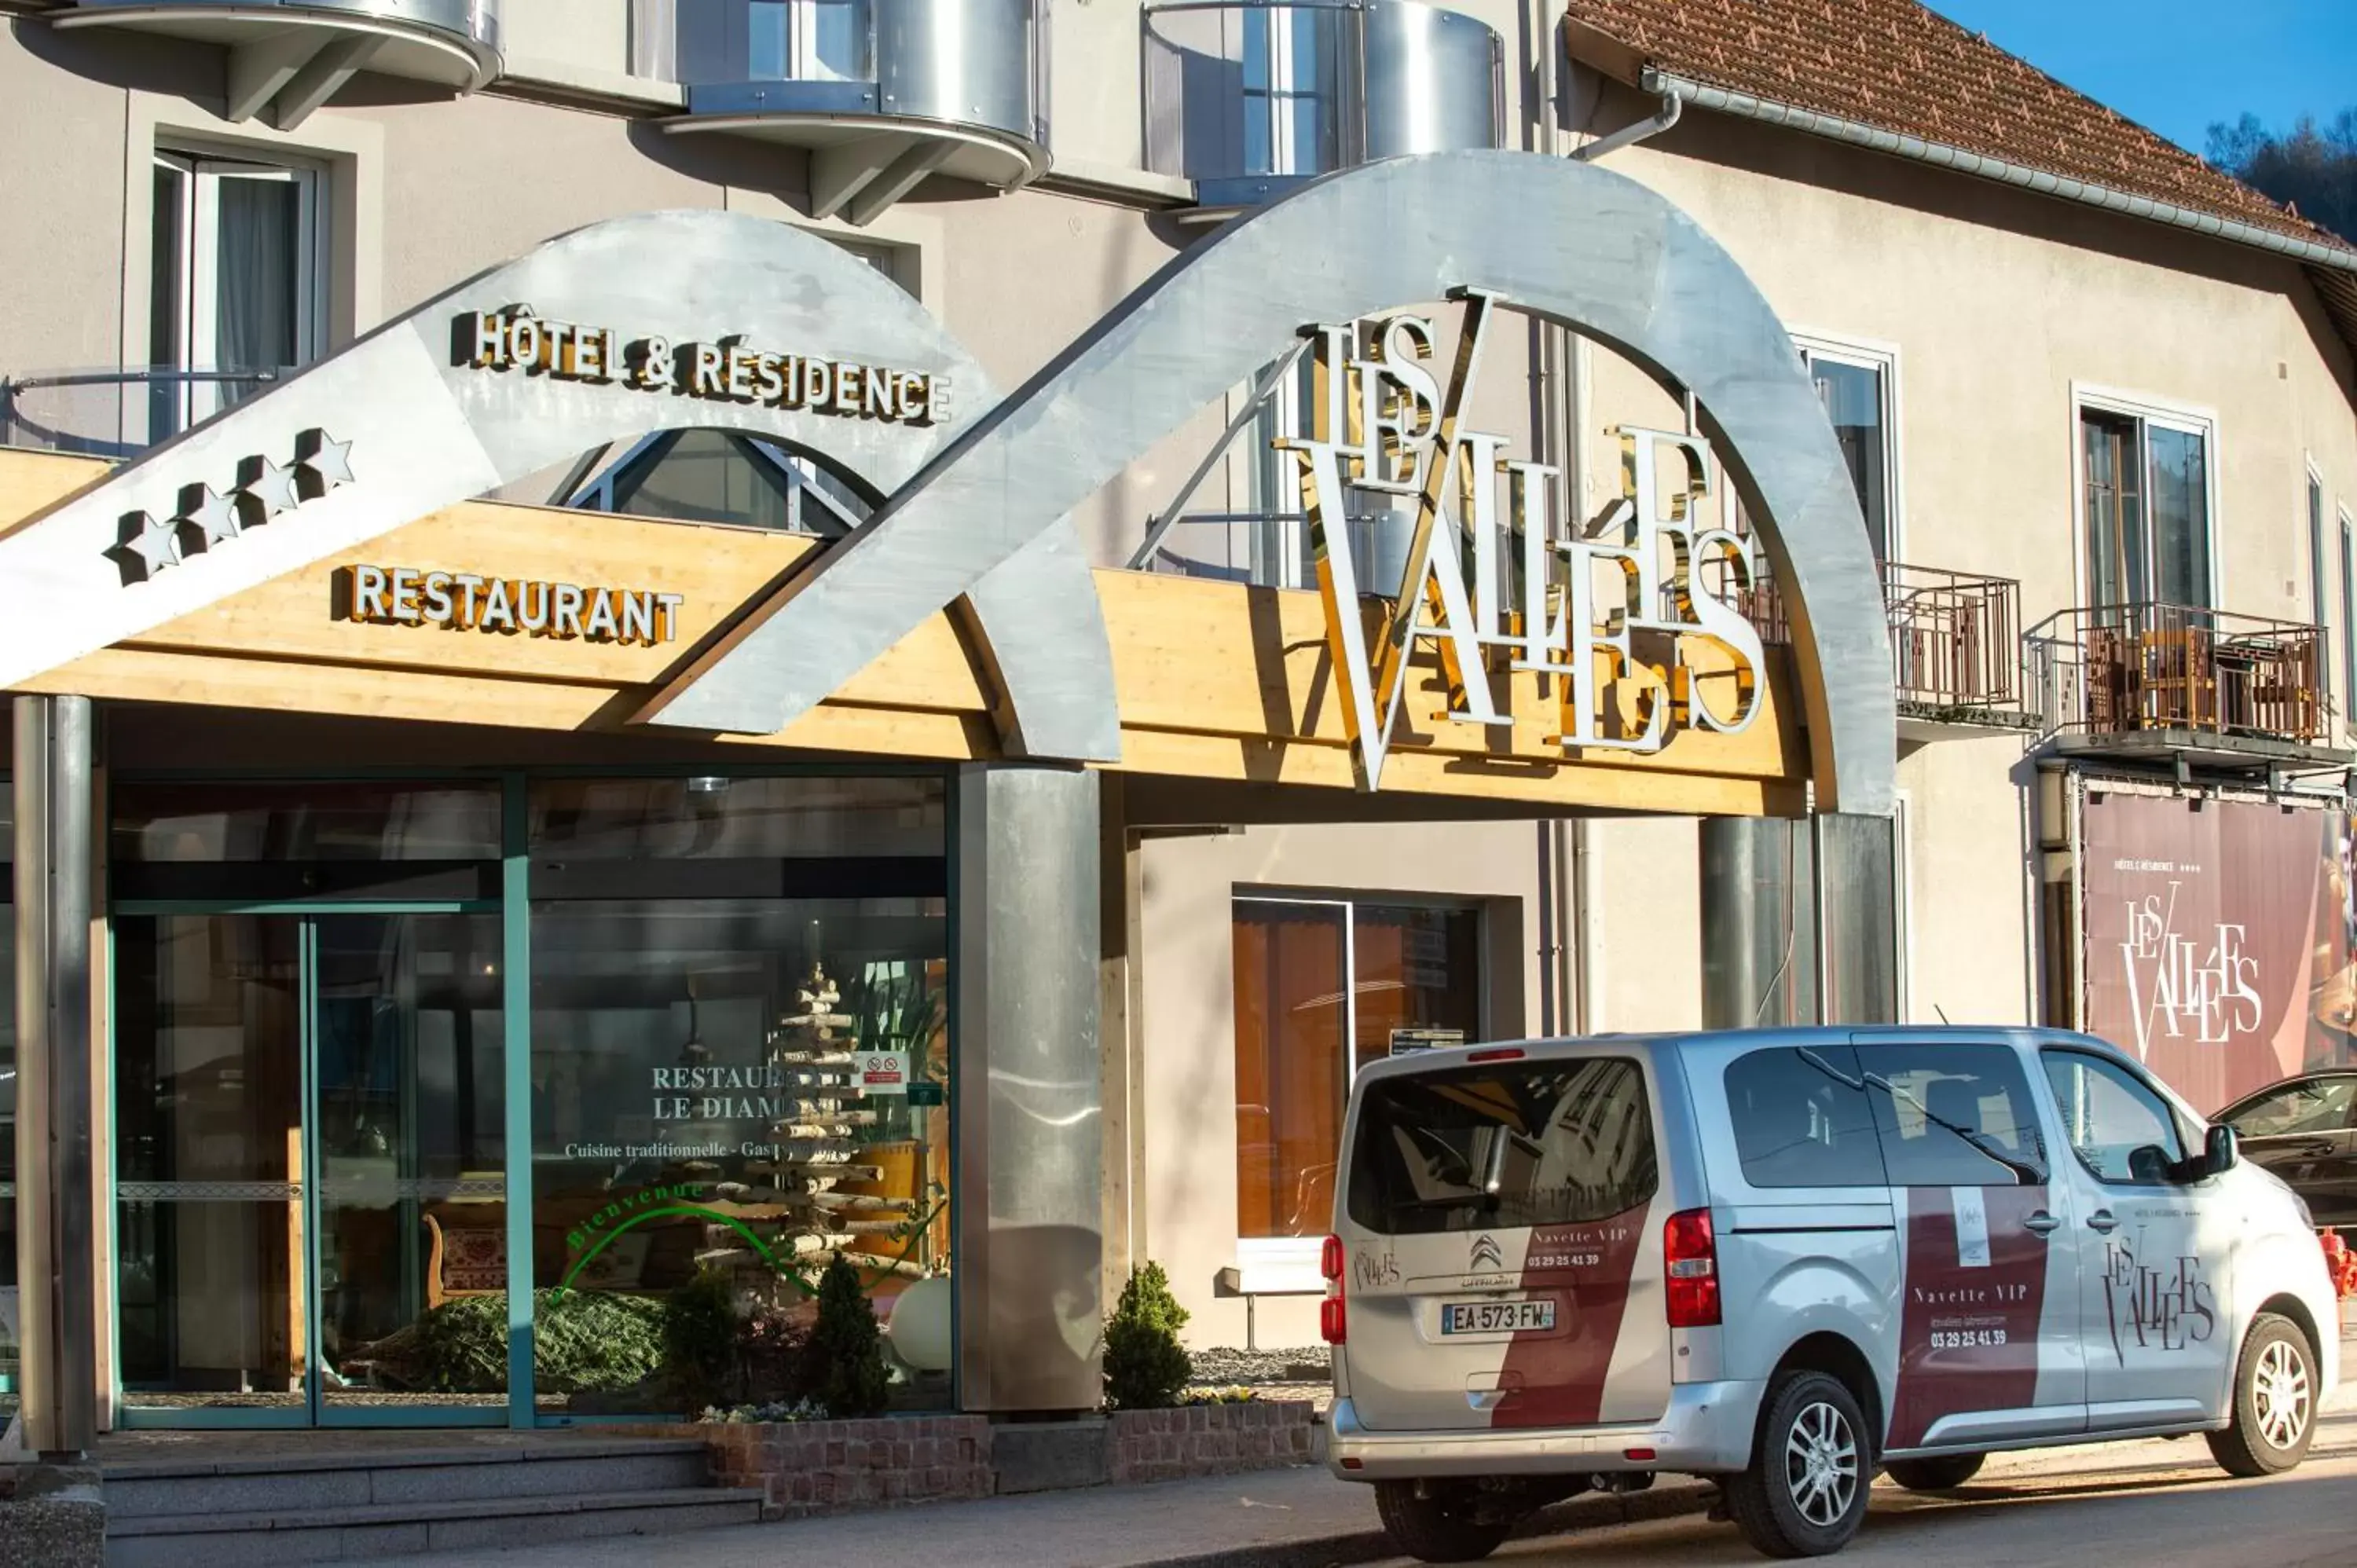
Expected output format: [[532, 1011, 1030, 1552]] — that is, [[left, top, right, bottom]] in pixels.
[[1320, 1233, 1347, 1343], [1321, 1293, 1347, 1344], [1663, 1208, 1721, 1328], [1468, 1047, 1526, 1063]]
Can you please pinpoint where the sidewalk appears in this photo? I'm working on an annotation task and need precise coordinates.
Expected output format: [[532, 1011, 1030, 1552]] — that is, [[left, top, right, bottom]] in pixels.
[[373, 1368, 2357, 1568], [368, 1461, 1710, 1568]]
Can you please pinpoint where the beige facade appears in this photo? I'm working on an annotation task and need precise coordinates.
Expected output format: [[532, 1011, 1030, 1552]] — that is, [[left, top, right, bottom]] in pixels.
[[2, 0, 2353, 1361]]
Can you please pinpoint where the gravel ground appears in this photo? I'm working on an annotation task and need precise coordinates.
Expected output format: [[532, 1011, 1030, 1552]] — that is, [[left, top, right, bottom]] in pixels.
[[1188, 1345, 1333, 1412]]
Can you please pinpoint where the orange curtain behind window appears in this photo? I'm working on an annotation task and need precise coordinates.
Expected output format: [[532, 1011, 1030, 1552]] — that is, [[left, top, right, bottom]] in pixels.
[[1232, 905, 1347, 1238]]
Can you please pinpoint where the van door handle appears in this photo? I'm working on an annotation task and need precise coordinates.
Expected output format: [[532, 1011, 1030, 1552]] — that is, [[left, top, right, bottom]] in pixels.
[[2086, 1210, 2119, 1234], [2022, 1211, 2061, 1236]]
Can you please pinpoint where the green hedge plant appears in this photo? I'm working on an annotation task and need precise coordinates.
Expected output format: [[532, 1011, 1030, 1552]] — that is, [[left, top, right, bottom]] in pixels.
[[801, 1256, 891, 1419], [1103, 1261, 1192, 1412]]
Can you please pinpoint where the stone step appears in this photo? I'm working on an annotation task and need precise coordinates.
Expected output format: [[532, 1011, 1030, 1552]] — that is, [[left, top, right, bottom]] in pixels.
[[104, 1483, 764, 1566], [104, 1438, 712, 1519]]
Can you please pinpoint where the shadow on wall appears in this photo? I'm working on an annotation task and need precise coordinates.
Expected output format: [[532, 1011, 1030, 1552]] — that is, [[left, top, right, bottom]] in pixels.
[[986, 1222, 1104, 1406]]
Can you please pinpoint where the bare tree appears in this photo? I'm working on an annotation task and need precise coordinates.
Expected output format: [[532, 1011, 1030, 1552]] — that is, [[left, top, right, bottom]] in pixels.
[[2208, 110, 2357, 245]]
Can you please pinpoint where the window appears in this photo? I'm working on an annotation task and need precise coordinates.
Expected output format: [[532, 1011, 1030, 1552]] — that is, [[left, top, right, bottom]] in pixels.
[[1799, 345, 1897, 562], [2042, 1050, 2186, 1186], [568, 430, 871, 535], [1241, 6, 1342, 179], [527, 776, 952, 1414], [1232, 897, 1483, 1239], [672, 0, 871, 85], [2222, 1076, 2357, 1139], [150, 152, 324, 438], [1346, 1057, 1656, 1236], [1857, 1042, 2047, 1186], [2080, 405, 2212, 609], [1725, 1045, 1888, 1189]]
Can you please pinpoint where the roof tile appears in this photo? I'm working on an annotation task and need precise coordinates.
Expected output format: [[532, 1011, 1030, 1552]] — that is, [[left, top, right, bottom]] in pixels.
[[1563, 0, 2354, 256]]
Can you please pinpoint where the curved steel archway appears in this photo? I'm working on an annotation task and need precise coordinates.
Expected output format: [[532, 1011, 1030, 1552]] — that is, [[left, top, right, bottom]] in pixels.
[[0, 210, 1121, 762], [647, 150, 1897, 815]]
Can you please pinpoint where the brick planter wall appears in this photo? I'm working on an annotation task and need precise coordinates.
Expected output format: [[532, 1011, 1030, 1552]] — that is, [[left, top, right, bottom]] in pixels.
[[624, 1416, 994, 1521], [1105, 1401, 1316, 1485], [629, 1399, 1315, 1522]]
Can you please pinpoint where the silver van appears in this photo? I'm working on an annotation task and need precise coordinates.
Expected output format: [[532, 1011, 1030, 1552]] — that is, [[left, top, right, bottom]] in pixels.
[[1321, 1028, 2339, 1559]]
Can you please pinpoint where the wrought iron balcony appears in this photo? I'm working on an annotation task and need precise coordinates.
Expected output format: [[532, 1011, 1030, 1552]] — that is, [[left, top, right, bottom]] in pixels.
[[1142, 0, 1504, 211], [2025, 603, 2339, 763], [55, 1, 500, 130], [1741, 561, 2034, 733], [2, 367, 283, 461], [633, 0, 1050, 226]]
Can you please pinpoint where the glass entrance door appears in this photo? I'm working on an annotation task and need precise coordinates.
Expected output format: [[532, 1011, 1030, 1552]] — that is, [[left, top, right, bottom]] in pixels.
[[115, 912, 505, 1425]]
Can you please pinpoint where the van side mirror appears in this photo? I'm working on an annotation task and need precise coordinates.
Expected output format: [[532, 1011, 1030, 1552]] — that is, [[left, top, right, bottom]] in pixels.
[[2204, 1123, 2239, 1177]]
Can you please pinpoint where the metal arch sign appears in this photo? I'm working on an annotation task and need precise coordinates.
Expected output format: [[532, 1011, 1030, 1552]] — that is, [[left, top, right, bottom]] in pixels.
[[639, 150, 1897, 816], [0, 209, 1119, 763]]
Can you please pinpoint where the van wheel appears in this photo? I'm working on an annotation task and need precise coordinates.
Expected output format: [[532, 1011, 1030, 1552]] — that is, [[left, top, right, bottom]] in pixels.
[[1726, 1371, 1871, 1558], [1882, 1454, 1984, 1491], [1373, 1481, 1511, 1563], [2208, 1313, 2317, 1478]]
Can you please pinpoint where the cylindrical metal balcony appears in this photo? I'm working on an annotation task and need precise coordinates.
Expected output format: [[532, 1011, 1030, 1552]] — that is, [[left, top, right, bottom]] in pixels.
[[1142, 0, 1503, 209], [55, 2, 501, 129], [640, 0, 1051, 226]]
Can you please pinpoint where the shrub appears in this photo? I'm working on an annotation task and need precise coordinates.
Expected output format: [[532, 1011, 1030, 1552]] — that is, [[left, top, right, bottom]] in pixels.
[[738, 1302, 811, 1407], [1103, 1261, 1192, 1412], [402, 1290, 663, 1394], [662, 1269, 741, 1410], [801, 1256, 890, 1419]]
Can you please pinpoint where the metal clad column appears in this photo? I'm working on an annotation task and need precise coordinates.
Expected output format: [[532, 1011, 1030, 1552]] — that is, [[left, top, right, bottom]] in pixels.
[[1699, 815, 1818, 1030], [1815, 813, 1899, 1025], [13, 695, 97, 1457], [953, 764, 1103, 1413]]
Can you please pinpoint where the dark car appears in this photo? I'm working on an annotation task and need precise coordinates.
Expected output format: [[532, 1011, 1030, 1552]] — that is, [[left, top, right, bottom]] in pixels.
[[2216, 1071, 2357, 1228]]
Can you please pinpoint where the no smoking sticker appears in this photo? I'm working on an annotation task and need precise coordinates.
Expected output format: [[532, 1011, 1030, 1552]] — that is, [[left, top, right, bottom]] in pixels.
[[860, 1051, 910, 1096]]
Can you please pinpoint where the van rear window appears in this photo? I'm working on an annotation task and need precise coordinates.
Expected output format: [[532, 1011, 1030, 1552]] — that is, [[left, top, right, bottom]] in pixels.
[[1345, 1057, 1657, 1236]]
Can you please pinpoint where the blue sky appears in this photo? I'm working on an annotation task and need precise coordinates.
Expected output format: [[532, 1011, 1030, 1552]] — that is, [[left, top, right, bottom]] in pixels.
[[1929, 2, 2357, 156]]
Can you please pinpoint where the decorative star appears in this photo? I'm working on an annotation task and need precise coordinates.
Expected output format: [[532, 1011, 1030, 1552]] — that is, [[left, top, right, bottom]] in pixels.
[[299, 430, 356, 489], [123, 511, 184, 578], [178, 484, 241, 548], [239, 454, 301, 518]]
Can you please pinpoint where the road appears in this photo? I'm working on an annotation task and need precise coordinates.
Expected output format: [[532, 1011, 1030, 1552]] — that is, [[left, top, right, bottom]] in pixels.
[[1491, 1409, 2357, 1567]]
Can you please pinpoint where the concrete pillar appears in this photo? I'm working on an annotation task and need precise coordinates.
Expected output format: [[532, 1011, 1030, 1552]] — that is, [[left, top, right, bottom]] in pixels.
[[952, 764, 1103, 1414], [13, 695, 97, 1459]]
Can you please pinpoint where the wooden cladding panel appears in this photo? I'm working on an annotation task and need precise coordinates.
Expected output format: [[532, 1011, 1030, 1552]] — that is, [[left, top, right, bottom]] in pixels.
[[0, 454, 1809, 809]]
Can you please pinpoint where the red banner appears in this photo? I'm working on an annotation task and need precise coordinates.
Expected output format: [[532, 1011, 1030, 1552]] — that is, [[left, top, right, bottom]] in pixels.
[[2080, 793, 2357, 1112]]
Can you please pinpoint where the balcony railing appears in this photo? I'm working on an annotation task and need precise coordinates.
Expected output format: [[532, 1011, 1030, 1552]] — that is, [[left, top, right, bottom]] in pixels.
[[1739, 561, 2029, 724], [2, 368, 283, 460], [1142, 0, 1503, 208], [632, 0, 1050, 224], [2026, 603, 2331, 749], [59, 2, 500, 128]]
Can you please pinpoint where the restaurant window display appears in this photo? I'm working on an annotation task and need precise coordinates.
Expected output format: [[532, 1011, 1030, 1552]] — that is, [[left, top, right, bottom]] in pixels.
[[526, 777, 953, 1416]]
